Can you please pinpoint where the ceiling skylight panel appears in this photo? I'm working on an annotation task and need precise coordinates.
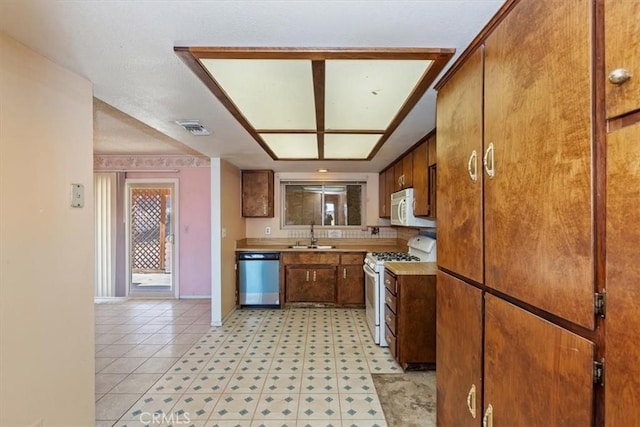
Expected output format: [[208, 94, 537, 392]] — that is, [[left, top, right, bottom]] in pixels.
[[261, 133, 318, 159], [324, 60, 432, 130], [201, 59, 316, 130], [323, 134, 380, 159]]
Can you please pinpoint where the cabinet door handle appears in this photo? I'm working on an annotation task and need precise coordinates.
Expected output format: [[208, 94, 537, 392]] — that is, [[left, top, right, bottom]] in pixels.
[[385, 314, 392, 323], [306, 271, 309, 282], [483, 143, 495, 179], [385, 296, 392, 305], [483, 404, 493, 427], [343, 268, 347, 279], [467, 150, 478, 182], [608, 68, 631, 85], [313, 271, 316, 282], [466, 384, 477, 419], [385, 279, 391, 286]]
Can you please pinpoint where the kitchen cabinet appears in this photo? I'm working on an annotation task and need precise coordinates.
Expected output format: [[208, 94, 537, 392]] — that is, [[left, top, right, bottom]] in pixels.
[[337, 253, 365, 306], [604, 0, 640, 119], [381, 131, 437, 219], [604, 4, 640, 423], [436, 0, 599, 424], [383, 269, 436, 369], [241, 170, 274, 218], [605, 122, 640, 425], [436, 271, 483, 427], [483, 0, 593, 329], [282, 252, 364, 306], [378, 166, 395, 218], [393, 152, 413, 192], [437, 48, 483, 284], [285, 266, 335, 303], [378, 171, 387, 218]]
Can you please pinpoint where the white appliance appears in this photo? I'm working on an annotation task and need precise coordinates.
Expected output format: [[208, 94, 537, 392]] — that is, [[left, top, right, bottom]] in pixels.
[[363, 235, 436, 346], [390, 188, 437, 228]]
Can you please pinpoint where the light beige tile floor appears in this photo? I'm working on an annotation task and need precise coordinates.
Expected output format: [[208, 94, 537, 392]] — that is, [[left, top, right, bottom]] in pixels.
[[95, 299, 400, 427]]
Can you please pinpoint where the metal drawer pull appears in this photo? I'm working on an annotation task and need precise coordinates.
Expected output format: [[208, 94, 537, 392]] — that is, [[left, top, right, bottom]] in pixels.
[[313, 271, 316, 281], [386, 315, 392, 323], [483, 404, 493, 427], [306, 271, 309, 281], [483, 143, 495, 178], [343, 268, 347, 279], [386, 296, 392, 304], [466, 384, 476, 419], [385, 279, 391, 285], [467, 150, 478, 182], [608, 68, 631, 85]]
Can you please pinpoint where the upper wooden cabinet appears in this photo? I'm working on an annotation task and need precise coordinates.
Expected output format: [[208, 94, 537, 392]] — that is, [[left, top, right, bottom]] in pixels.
[[605, 0, 640, 119], [393, 152, 413, 192], [484, 0, 594, 329], [412, 141, 430, 217], [379, 131, 437, 219], [437, 48, 484, 284], [241, 170, 274, 218]]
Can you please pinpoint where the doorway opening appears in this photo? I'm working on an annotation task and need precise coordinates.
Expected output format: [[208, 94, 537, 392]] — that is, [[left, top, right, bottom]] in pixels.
[[126, 179, 178, 298]]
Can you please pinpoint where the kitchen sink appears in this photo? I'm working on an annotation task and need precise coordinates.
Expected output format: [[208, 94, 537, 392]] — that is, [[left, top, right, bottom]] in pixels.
[[288, 244, 336, 249]]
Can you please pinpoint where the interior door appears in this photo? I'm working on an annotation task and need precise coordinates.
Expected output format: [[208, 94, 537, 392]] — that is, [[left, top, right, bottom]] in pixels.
[[605, 121, 640, 426], [483, 294, 594, 426], [436, 271, 483, 427], [127, 181, 177, 297], [436, 47, 484, 284], [483, 0, 594, 329]]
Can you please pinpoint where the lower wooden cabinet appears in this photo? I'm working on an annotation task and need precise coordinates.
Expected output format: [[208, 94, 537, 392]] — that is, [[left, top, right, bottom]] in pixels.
[[282, 251, 364, 306], [437, 270, 595, 426], [285, 266, 336, 303], [337, 253, 364, 306], [383, 269, 436, 369]]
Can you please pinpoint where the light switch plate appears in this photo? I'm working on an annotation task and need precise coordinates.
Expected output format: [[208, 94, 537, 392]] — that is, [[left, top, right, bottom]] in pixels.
[[70, 183, 84, 208]]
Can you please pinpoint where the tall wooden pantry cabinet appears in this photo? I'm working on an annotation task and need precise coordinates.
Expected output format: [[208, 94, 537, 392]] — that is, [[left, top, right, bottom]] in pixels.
[[435, 0, 640, 425]]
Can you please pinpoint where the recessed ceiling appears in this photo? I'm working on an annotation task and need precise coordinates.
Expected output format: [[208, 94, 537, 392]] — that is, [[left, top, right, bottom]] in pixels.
[[0, 0, 507, 172], [176, 47, 454, 161]]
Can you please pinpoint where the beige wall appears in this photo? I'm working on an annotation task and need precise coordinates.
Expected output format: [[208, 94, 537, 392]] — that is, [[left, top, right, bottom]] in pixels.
[[0, 34, 95, 426], [220, 160, 245, 318], [245, 172, 385, 238]]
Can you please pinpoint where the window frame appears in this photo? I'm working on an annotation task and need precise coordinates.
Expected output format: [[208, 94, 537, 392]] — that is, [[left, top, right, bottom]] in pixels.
[[280, 180, 366, 228]]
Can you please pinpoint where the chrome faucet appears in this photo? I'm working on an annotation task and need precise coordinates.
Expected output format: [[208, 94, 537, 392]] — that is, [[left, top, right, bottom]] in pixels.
[[310, 222, 318, 246]]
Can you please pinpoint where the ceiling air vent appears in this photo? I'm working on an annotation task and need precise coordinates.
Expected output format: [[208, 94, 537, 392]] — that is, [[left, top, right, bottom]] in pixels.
[[176, 120, 211, 136]]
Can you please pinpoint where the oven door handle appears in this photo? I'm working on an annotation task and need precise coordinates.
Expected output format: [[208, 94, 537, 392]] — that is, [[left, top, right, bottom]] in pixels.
[[363, 264, 378, 278]]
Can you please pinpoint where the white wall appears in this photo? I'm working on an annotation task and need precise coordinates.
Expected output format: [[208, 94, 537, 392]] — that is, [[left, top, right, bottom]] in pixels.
[[245, 172, 385, 238], [0, 34, 95, 426]]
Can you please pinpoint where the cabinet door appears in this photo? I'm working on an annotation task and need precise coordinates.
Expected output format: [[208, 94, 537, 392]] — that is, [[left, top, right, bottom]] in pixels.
[[378, 170, 387, 217], [338, 265, 363, 305], [605, 122, 640, 426], [427, 134, 436, 167], [286, 267, 335, 303], [484, 0, 594, 329], [605, 0, 640, 119], [412, 141, 430, 216], [483, 294, 594, 426], [402, 152, 413, 188], [385, 167, 395, 203], [436, 48, 483, 284], [241, 170, 274, 217], [436, 271, 482, 427], [393, 161, 404, 192]]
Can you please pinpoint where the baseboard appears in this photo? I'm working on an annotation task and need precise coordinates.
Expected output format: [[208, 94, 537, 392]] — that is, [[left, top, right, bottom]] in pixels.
[[179, 295, 211, 300], [94, 297, 128, 304], [212, 306, 237, 326]]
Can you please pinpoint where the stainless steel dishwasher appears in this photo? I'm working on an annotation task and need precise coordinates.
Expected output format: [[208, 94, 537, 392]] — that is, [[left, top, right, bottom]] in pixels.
[[238, 252, 280, 306]]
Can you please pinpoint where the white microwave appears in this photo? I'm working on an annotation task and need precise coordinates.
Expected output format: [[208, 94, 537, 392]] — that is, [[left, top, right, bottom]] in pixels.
[[390, 188, 436, 228]]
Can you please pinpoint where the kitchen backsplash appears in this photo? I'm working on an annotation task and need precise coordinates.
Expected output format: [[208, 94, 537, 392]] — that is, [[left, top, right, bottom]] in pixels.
[[287, 227, 397, 240]]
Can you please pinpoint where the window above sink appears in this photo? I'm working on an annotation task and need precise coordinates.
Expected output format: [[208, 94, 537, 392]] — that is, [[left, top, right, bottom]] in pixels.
[[281, 181, 365, 228]]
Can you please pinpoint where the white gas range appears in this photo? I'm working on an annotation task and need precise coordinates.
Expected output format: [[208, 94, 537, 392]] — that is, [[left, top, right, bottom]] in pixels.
[[363, 235, 436, 347]]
